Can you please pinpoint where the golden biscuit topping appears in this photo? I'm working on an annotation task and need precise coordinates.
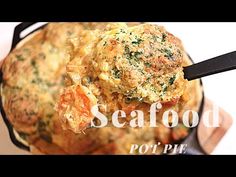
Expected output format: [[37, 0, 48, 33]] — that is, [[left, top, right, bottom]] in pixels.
[[93, 24, 187, 104], [56, 23, 188, 133]]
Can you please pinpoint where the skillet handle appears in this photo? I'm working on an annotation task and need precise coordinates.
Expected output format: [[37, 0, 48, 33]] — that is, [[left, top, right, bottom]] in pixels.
[[11, 22, 36, 51], [11, 22, 48, 51]]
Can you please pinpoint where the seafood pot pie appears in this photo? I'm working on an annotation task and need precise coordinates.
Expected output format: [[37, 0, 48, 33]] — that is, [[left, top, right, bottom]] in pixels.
[[1, 23, 203, 154]]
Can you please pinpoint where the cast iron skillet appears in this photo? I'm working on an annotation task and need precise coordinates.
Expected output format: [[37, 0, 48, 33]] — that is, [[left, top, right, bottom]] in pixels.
[[0, 22, 205, 153]]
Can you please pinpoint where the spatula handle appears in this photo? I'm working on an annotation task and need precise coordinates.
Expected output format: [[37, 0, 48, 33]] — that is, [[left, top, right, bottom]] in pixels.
[[184, 51, 236, 80]]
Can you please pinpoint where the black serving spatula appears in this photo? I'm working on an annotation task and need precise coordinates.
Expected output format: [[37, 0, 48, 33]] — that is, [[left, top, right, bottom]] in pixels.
[[184, 51, 236, 81]]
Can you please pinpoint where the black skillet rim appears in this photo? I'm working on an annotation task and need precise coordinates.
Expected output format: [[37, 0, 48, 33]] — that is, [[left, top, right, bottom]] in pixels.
[[0, 22, 205, 153]]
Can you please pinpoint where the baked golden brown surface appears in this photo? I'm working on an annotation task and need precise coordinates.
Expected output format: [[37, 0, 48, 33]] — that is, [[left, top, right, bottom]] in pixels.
[[1, 22, 203, 154], [56, 23, 189, 133], [93, 24, 187, 104]]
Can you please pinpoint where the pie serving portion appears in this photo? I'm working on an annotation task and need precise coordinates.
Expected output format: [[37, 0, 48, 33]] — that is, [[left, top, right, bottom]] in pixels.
[[56, 23, 189, 133], [0, 23, 203, 154]]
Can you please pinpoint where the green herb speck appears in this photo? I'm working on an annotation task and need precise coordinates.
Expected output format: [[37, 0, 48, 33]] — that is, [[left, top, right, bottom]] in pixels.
[[152, 35, 160, 42], [162, 33, 167, 42], [16, 54, 25, 61], [31, 60, 36, 67], [169, 75, 176, 85], [162, 49, 174, 60], [132, 38, 143, 45], [133, 51, 143, 60], [120, 29, 126, 33], [162, 84, 168, 93], [144, 62, 152, 67], [112, 68, 121, 79]]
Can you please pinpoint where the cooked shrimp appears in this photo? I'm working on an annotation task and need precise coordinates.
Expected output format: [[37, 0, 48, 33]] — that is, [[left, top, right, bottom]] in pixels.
[[56, 84, 97, 133]]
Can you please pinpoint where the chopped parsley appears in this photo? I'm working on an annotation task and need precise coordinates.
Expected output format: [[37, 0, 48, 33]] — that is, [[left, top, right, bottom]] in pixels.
[[124, 46, 142, 64], [152, 35, 161, 42], [31, 78, 42, 84], [25, 110, 37, 116], [162, 33, 167, 42], [112, 68, 121, 79], [160, 83, 168, 94], [132, 38, 143, 45], [15, 54, 25, 61], [164, 49, 173, 60], [144, 62, 152, 67], [46, 81, 56, 87], [137, 68, 145, 75], [31, 60, 39, 76], [124, 45, 131, 58], [31, 60, 36, 67], [120, 29, 126, 33], [150, 85, 158, 93], [164, 49, 174, 60], [158, 48, 174, 60], [162, 85, 168, 93], [133, 51, 142, 60], [169, 75, 176, 85], [177, 49, 182, 57], [23, 48, 30, 54]]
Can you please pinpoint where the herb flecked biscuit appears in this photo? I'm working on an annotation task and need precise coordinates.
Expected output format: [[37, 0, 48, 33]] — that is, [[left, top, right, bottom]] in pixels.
[[57, 23, 190, 133]]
